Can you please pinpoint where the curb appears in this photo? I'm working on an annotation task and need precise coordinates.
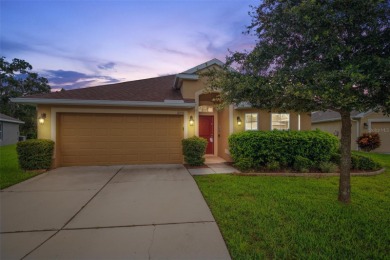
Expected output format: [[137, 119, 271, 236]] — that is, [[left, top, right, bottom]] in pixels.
[[233, 168, 386, 177]]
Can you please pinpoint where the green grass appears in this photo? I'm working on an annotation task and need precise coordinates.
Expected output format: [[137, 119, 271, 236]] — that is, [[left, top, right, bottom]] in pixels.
[[195, 153, 390, 259], [0, 144, 43, 189]]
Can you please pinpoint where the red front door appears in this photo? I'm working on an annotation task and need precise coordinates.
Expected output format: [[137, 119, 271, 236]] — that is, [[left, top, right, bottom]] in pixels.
[[199, 115, 214, 154]]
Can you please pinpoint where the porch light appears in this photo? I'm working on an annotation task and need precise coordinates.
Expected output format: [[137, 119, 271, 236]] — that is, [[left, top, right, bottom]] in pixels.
[[364, 123, 368, 129], [237, 116, 242, 126], [38, 113, 46, 125], [189, 116, 194, 126]]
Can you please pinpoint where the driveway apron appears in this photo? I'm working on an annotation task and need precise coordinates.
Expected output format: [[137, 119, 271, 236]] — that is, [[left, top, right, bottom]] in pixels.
[[0, 164, 230, 260]]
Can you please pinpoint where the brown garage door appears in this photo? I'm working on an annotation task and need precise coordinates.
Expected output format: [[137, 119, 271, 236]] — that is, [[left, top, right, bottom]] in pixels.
[[371, 122, 390, 153], [58, 113, 183, 166]]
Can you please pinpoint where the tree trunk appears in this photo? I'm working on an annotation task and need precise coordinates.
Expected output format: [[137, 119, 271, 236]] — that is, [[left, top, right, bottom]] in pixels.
[[338, 110, 352, 203]]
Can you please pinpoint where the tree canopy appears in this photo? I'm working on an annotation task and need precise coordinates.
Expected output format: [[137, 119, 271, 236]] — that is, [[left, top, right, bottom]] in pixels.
[[0, 57, 50, 137], [205, 0, 390, 203]]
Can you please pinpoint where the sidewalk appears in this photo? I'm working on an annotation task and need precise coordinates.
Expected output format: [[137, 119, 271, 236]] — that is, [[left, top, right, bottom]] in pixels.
[[187, 156, 239, 176]]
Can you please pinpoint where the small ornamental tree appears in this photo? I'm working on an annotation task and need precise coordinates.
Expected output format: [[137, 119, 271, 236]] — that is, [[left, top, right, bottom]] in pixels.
[[357, 132, 381, 152], [204, 0, 390, 203]]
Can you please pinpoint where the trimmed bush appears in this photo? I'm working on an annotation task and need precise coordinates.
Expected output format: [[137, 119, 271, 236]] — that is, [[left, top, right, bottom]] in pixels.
[[16, 139, 55, 170], [293, 156, 312, 172], [266, 161, 280, 171], [229, 130, 339, 170], [330, 153, 341, 165], [319, 162, 338, 173], [351, 153, 381, 171], [356, 132, 381, 152], [182, 136, 208, 166]]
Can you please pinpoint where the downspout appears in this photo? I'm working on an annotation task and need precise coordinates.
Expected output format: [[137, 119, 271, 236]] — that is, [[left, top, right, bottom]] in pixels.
[[351, 119, 359, 151]]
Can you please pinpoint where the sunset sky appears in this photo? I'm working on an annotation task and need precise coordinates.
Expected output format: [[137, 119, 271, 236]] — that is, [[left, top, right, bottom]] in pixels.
[[1, 0, 256, 91]]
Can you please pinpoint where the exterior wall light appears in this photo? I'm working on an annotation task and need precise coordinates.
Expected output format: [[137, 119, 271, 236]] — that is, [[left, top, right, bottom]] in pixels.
[[364, 123, 368, 129], [189, 116, 194, 126], [237, 116, 242, 126], [38, 113, 46, 125]]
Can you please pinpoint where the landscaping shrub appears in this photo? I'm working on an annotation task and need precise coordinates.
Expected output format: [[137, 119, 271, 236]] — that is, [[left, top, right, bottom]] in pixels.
[[229, 130, 339, 170], [16, 139, 55, 170], [293, 156, 312, 172], [319, 162, 338, 173], [330, 153, 341, 165], [351, 153, 381, 171], [235, 158, 254, 172], [356, 132, 381, 152], [182, 136, 208, 166], [266, 161, 280, 171]]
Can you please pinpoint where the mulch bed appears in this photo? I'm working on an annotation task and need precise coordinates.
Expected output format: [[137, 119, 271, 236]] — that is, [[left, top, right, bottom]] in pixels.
[[233, 168, 385, 177], [27, 169, 47, 174]]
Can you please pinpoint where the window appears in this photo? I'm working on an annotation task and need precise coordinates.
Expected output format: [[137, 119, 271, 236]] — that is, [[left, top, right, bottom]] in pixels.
[[272, 113, 290, 130], [198, 105, 213, 113], [0, 122, 2, 140], [245, 113, 258, 130]]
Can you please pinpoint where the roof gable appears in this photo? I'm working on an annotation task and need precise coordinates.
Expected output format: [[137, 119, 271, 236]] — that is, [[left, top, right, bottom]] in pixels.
[[181, 58, 224, 74]]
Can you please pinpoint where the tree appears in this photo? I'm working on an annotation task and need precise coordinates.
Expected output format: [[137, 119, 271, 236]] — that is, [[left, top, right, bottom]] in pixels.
[[0, 57, 50, 138], [205, 0, 390, 203]]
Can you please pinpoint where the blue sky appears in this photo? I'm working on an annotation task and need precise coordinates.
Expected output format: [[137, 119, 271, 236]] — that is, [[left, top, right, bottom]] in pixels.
[[1, 0, 256, 91]]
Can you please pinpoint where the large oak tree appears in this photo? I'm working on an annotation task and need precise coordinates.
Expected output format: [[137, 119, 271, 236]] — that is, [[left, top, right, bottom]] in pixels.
[[206, 0, 389, 203], [0, 57, 50, 138]]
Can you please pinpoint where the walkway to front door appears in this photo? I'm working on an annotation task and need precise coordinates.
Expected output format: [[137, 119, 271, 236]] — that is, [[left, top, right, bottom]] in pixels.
[[199, 115, 214, 154]]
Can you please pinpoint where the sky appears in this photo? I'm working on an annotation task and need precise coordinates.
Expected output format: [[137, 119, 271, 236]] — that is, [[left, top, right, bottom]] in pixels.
[[1, 0, 256, 91]]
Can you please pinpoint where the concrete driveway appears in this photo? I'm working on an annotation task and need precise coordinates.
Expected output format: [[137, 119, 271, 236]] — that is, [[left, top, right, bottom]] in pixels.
[[0, 165, 230, 259]]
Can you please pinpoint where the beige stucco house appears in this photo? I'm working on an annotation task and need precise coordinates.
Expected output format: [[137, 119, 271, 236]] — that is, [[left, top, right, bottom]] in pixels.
[[312, 110, 390, 153], [12, 59, 311, 167]]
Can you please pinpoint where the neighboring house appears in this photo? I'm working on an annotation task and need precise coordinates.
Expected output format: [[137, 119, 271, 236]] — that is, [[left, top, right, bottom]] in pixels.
[[11, 59, 311, 167], [0, 113, 24, 146], [312, 110, 390, 153]]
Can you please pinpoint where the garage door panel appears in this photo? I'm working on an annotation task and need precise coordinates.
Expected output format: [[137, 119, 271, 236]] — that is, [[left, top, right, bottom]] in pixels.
[[371, 122, 390, 153], [59, 113, 184, 166]]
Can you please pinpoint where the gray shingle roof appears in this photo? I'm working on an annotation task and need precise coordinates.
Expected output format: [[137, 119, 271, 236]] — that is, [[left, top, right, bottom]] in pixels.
[[19, 75, 194, 103], [312, 110, 362, 123], [0, 113, 24, 124]]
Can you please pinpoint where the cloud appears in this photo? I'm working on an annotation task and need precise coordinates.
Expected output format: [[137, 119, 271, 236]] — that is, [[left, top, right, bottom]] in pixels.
[[141, 42, 195, 57], [43, 70, 120, 90], [97, 62, 116, 70], [0, 38, 36, 53]]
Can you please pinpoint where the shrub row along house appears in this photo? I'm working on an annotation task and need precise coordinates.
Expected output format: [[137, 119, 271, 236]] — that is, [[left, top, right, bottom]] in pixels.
[[312, 110, 390, 153], [12, 59, 311, 167]]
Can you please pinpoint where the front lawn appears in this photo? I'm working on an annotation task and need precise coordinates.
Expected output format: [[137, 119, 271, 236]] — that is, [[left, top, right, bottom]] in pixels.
[[194, 152, 390, 259], [0, 144, 43, 189]]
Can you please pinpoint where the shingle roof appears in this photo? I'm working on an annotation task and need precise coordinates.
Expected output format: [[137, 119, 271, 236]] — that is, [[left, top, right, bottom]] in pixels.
[[312, 110, 361, 123], [0, 113, 24, 124], [20, 75, 193, 103]]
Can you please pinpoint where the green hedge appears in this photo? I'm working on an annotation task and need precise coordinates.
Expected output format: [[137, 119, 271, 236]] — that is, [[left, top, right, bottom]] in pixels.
[[16, 139, 55, 170], [351, 153, 381, 171], [229, 130, 339, 170], [182, 136, 208, 166]]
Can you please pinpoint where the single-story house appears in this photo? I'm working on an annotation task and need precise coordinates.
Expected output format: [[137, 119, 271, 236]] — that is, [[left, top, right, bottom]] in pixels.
[[312, 110, 390, 153], [0, 113, 24, 146], [11, 59, 311, 167]]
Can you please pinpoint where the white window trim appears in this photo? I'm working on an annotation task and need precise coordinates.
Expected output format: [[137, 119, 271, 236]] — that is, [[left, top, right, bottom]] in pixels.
[[245, 113, 258, 131], [271, 113, 290, 130]]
